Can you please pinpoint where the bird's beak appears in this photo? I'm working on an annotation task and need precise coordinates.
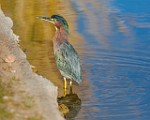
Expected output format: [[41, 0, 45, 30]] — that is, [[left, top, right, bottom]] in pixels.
[[36, 16, 54, 23]]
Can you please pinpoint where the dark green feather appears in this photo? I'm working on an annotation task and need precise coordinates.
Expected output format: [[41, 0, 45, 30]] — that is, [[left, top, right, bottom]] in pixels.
[[51, 14, 69, 33]]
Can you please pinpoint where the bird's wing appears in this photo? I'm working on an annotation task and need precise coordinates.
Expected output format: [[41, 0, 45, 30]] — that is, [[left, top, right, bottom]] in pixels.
[[55, 42, 82, 83]]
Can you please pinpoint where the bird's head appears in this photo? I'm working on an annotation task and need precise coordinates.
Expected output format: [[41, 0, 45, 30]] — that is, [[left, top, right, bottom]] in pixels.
[[37, 14, 69, 33]]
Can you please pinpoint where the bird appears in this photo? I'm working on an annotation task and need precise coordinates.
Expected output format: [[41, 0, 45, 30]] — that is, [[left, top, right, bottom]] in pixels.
[[37, 14, 82, 95]]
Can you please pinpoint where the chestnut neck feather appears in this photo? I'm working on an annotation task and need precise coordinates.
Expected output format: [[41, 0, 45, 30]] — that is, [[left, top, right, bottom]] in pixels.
[[53, 26, 68, 53]]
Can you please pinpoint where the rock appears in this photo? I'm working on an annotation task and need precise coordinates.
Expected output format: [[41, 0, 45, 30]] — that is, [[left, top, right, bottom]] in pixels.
[[58, 92, 81, 119]]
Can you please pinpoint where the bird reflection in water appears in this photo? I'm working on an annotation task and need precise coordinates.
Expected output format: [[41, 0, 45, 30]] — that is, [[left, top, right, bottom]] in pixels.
[[58, 86, 81, 120]]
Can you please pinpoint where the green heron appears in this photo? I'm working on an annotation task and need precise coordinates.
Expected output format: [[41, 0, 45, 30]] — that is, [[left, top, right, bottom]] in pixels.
[[37, 14, 82, 94]]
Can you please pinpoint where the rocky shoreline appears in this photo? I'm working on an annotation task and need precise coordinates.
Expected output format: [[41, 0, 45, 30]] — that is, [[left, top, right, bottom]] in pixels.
[[0, 7, 65, 120]]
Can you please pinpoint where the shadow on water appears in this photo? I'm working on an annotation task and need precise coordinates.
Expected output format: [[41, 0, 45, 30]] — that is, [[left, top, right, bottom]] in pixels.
[[58, 86, 81, 120]]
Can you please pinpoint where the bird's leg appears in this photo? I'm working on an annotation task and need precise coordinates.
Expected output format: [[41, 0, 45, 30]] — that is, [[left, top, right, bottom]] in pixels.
[[69, 80, 73, 94], [69, 80, 72, 87], [63, 77, 67, 96], [64, 77, 67, 89]]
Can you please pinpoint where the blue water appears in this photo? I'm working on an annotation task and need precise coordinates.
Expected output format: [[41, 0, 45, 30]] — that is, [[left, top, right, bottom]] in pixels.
[[71, 0, 150, 120]]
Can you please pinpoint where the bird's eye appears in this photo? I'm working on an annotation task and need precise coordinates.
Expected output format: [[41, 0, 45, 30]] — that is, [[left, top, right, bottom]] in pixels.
[[51, 18, 56, 21]]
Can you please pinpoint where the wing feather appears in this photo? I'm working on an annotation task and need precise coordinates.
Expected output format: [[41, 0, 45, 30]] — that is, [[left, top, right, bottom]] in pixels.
[[55, 42, 82, 83]]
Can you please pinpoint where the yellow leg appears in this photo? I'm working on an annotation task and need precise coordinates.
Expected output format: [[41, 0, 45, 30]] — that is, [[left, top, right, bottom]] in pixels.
[[69, 80, 72, 87], [64, 77, 67, 96], [69, 80, 73, 94], [64, 88, 67, 96], [64, 77, 67, 89]]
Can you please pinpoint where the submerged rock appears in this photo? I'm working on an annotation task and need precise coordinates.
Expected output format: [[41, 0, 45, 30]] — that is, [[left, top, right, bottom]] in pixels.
[[58, 91, 81, 120]]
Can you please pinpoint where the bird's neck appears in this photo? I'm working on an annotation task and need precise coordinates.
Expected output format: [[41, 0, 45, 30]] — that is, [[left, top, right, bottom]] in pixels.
[[53, 27, 68, 52]]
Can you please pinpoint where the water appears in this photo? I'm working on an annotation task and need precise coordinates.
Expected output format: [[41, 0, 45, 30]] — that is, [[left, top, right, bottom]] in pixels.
[[1, 0, 150, 120], [71, 0, 150, 120]]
